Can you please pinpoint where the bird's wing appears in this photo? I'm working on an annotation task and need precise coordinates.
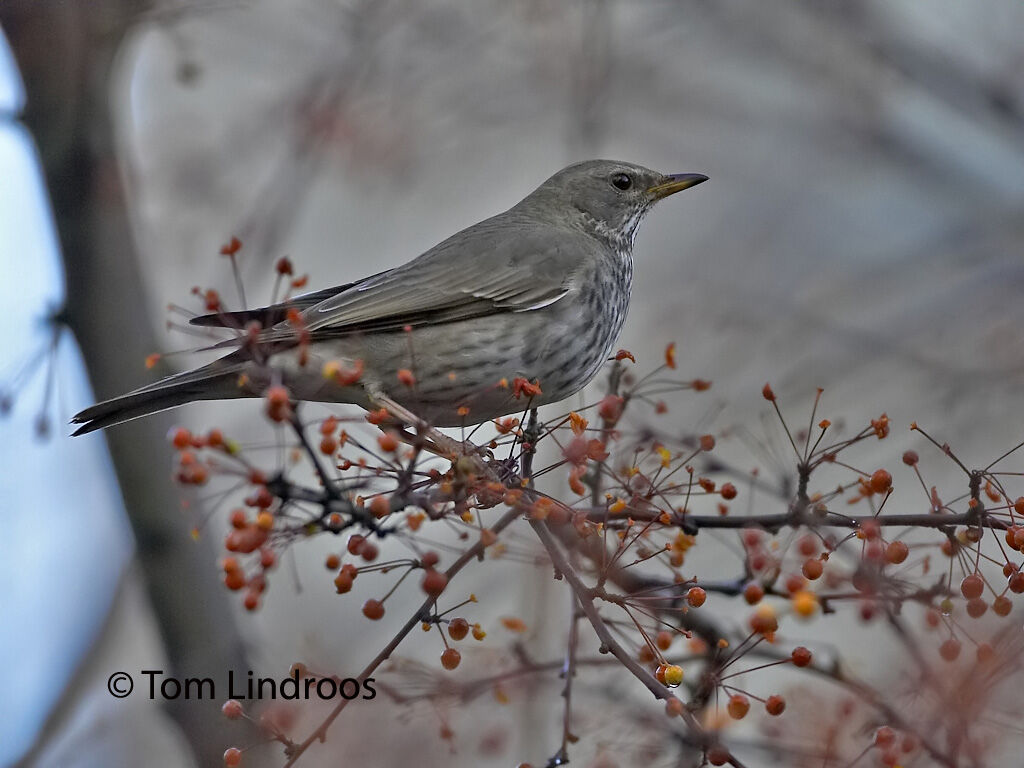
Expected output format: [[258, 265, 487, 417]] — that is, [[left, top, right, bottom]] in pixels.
[[188, 277, 387, 328], [289, 216, 587, 338]]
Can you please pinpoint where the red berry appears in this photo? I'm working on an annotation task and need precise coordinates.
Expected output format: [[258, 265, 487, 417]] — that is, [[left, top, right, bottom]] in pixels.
[[707, 745, 730, 766], [902, 450, 918, 466], [448, 617, 470, 641], [440, 648, 461, 670], [874, 726, 896, 748], [791, 646, 813, 667], [362, 599, 385, 620], [965, 597, 987, 618], [939, 637, 961, 662], [765, 695, 786, 715], [221, 699, 244, 719], [720, 483, 737, 500], [960, 574, 984, 600], [224, 747, 243, 767], [421, 569, 448, 598], [686, 587, 707, 607], [1010, 572, 1024, 594], [421, 551, 440, 568]]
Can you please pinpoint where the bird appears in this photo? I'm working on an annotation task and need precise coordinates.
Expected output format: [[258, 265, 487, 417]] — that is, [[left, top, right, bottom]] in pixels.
[[71, 160, 707, 435]]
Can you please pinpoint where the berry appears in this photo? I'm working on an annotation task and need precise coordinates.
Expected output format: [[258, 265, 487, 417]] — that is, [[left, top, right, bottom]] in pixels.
[[885, 541, 909, 565], [440, 648, 461, 670], [765, 695, 786, 716], [743, 582, 764, 604], [421, 569, 448, 598], [965, 598, 987, 619], [707, 745, 730, 766], [448, 617, 470, 641], [939, 637, 961, 662], [686, 587, 707, 607], [993, 595, 1012, 617], [791, 646, 812, 667], [792, 590, 818, 618], [362, 599, 385, 620], [421, 551, 441, 569], [727, 694, 750, 719], [664, 697, 683, 717], [960, 574, 984, 600], [655, 630, 673, 651], [224, 747, 242, 767], [221, 699, 244, 719], [662, 664, 684, 687], [869, 469, 892, 494], [902, 450, 918, 466], [802, 558, 824, 580]]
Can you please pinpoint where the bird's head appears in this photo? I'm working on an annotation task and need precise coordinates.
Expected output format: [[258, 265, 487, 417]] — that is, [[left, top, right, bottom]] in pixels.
[[522, 159, 708, 246]]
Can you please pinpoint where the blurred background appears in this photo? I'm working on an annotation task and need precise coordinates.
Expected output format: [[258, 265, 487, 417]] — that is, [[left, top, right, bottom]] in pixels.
[[2, 1, 1023, 767]]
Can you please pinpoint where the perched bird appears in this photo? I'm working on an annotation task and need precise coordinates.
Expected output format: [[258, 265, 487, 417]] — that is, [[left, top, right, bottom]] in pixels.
[[72, 160, 707, 435]]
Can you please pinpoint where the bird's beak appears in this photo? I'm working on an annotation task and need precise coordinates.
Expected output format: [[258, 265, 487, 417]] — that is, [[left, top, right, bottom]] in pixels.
[[647, 173, 709, 200]]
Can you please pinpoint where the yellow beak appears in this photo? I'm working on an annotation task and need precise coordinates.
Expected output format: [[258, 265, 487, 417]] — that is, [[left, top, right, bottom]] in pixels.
[[647, 173, 709, 200]]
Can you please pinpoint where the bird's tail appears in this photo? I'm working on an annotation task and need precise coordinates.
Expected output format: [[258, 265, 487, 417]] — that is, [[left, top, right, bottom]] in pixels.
[[71, 359, 246, 436]]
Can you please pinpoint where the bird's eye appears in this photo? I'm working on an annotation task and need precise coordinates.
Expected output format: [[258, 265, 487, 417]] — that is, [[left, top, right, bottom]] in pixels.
[[610, 173, 632, 191]]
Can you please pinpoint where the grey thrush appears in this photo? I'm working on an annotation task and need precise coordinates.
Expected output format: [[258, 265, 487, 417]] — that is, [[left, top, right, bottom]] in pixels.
[[72, 160, 707, 435]]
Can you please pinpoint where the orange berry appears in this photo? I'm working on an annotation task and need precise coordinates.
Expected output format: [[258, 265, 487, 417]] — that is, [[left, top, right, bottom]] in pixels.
[[762, 383, 775, 401], [224, 570, 246, 591], [869, 469, 892, 494], [333, 571, 354, 594], [1015, 497, 1024, 515], [369, 496, 391, 518], [765, 695, 786, 716], [720, 483, 737, 500], [686, 587, 707, 607], [377, 432, 399, 452], [221, 699, 244, 719], [699, 434, 716, 452], [664, 697, 683, 717], [802, 558, 824, 580], [325, 553, 341, 570], [224, 747, 243, 766], [440, 648, 461, 670], [362, 599, 385, 620], [655, 630, 673, 651], [170, 427, 191, 450], [727, 694, 750, 719], [993, 595, 1012, 617], [743, 582, 764, 605], [792, 590, 818, 618], [885, 540, 909, 564]]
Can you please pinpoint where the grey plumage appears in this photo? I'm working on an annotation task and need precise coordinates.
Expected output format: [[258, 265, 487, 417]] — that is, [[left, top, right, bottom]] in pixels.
[[71, 160, 706, 435]]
